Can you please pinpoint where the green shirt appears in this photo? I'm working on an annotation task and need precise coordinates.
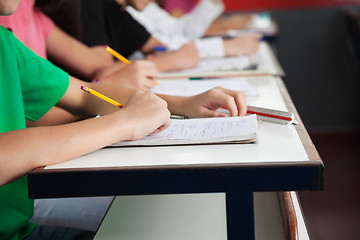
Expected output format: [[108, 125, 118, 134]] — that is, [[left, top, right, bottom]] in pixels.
[[0, 26, 69, 240]]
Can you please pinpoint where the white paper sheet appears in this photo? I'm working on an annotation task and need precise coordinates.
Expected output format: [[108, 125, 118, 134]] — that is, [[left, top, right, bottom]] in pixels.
[[152, 78, 259, 97], [110, 115, 257, 147]]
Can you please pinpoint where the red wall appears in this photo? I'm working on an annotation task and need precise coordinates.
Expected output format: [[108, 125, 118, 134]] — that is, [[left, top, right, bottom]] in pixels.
[[224, 0, 360, 11]]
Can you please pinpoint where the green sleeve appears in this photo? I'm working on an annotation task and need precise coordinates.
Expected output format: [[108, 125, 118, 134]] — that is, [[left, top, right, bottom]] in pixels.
[[10, 29, 70, 121]]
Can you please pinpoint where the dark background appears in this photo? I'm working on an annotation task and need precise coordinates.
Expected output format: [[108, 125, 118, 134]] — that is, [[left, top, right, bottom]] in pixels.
[[261, 6, 360, 240]]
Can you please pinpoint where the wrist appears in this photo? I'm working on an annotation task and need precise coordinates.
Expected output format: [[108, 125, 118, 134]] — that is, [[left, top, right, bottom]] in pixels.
[[159, 94, 189, 117]]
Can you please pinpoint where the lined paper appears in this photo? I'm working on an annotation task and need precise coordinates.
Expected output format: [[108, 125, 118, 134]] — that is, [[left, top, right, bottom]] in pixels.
[[110, 115, 258, 147]]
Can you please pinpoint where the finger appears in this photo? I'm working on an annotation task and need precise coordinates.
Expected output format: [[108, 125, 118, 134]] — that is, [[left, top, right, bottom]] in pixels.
[[152, 117, 171, 134], [145, 79, 156, 90], [145, 68, 159, 79], [217, 88, 247, 116], [215, 92, 238, 117]]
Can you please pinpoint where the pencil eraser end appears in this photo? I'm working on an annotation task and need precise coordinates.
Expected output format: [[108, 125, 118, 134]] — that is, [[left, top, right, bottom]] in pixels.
[[81, 86, 86, 91]]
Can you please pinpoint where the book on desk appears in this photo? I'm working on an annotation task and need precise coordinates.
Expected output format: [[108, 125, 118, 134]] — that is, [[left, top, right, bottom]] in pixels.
[[109, 115, 258, 147]]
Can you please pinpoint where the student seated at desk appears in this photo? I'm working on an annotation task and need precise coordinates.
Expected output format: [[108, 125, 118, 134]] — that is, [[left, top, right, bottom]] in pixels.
[[36, 0, 199, 73], [0, 0, 159, 92], [0, 0, 165, 130], [36, 0, 260, 72], [126, 0, 262, 59], [0, 0, 247, 233], [0, 2, 248, 239], [160, 0, 254, 36], [0, 0, 153, 231]]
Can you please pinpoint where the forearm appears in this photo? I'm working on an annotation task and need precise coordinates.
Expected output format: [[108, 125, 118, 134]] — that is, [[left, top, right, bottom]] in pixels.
[[0, 113, 130, 186], [151, 51, 191, 72], [151, 54, 179, 72], [26, 107, 81, 127], [141, 36, 165, 54], [58, 77, 136, 117], [205, 18, 228, 36], [156, 94, 189, 116], [46, 26, 115, 80]]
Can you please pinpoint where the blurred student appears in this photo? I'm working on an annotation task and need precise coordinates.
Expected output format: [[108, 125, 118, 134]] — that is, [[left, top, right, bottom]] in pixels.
[[0, 0, 159, 91], [163, 0, 197, 17], [127, 0, 261, 59], [36, 0, 200, 73]]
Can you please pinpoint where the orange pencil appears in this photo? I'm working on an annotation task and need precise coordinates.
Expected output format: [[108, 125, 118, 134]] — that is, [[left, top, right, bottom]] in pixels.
[[105, 45, 160, 86], [81, 86, 123, 108], [105, 45, 131, 65]]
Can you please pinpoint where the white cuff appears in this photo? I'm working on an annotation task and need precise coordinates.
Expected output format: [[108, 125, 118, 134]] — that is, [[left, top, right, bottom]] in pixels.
[[195, 37, 225, 59]]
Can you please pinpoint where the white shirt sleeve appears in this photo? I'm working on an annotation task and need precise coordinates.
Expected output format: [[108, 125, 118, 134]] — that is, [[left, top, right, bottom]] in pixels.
[[195, 36, 225, 59], [127, 0, 224, 40], [180, 0, 224, 39], [126, 2, 225, 58]]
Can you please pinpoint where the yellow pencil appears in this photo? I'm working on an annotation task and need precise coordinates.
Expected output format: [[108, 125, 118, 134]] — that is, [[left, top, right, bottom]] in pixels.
[[105, 45, 131, 65], [105, 45, 160, 86], [81, 86, 123, 108]]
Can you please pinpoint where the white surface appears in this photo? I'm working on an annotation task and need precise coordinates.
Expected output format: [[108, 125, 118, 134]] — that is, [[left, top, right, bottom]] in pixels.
[[152, 78, 259, 97], [46, 121, 306, 169], [111, 115, 257, 147], [94, 193, 227, 240], [175, 54, 253, 73], [291, 192, 311, 240], [94, 192, 308, 240], [46, 76, 308, 170], [159, 42, 285, 78]]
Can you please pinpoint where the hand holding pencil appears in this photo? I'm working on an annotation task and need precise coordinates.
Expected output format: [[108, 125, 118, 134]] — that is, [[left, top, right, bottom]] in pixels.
[[105, 45, 160, 88], [81, 85, 171, 139]]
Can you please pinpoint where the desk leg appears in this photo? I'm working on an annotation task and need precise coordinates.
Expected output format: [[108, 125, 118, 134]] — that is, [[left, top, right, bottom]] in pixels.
[[226, 191, 255, 240]]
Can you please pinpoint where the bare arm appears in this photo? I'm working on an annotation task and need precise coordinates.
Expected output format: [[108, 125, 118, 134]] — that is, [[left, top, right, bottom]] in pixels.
[[158, 87, 247, 118], [205, 14, 254, 36], [223, 33, 262, 56], [148, 42, 200, 72], [0, 77, 171, 187], [46, 25, 122, 80]]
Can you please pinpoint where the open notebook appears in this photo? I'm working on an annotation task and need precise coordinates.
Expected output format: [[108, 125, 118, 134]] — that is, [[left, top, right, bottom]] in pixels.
[[109, 115, 258, 147]]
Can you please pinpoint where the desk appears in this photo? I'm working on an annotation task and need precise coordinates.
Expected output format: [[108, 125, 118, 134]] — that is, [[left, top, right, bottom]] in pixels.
[[93, 192, 309, 240], [28, 76, 322, 240], [158, 42, 285, 79]]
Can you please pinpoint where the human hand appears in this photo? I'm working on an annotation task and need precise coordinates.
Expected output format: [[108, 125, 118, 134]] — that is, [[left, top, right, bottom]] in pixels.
[[179, 87, 247, 118], [224, 14, 254, 30], [102, 60, 159, 91], [174, 42, 200, 70], [224, 33, 262, 56], [118, 90, 171, 140]]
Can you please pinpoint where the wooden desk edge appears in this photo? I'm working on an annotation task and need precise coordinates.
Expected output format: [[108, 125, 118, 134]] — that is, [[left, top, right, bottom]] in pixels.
[[30, 160, 323, 174], [278, 191, 299, 240], [276, 78, 322, 162]]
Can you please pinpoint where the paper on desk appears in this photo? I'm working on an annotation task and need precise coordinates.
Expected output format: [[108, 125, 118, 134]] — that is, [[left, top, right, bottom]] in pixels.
[[110, 115, 258, 147], [178, 54, 255, 73], [152, 78, 259, 97], [227, 12, 278, 37], [159, 42, 284, 78]]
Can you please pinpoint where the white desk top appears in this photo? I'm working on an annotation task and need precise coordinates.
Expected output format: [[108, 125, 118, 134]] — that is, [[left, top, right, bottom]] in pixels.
[[159, 42, 285, 79], [45, 76, 308, 170]]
